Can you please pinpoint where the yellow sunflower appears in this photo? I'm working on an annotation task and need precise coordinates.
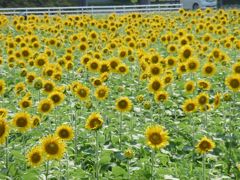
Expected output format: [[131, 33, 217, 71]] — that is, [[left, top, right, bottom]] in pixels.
[[0, 108, 8, 118], [85, 112, 104, 130], [31, 115, 41, 128], [43, 80, 56, 94], [196, 136, 215, 154], [48, 91, 65, 106], [184, 80, 195, 93], [26, 146, 44, 167], [225, 74, 240, 92], [182, 99, 197, 113], [19, 97, 32, 110], [41, 135, 66, 160], [12, 112, 32, 132], [196, 92, 209, 107], [148, 64, 162, 77], [38, 99, 54, 114], [55, 124, 74, 141], [180, 45, 193, 60], [75, 85, 90, 101], [213, 93, 221, 109], [0, 118, 10, 144], [145, 125, 169, 149], [154, 91, 169, 103], [198, 79, 211, 91], [0, 79, 6, 95], [115, 97, 132, 112], [201, 63, 216, 77], [94, 85, 109, 101], [232, 62, 240, 74], [186, 58, 200, 73], [148, 77, 164, 94]]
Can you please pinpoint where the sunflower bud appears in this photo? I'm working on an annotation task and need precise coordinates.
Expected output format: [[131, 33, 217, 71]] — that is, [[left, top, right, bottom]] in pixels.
[[124, 148, 134, 159]]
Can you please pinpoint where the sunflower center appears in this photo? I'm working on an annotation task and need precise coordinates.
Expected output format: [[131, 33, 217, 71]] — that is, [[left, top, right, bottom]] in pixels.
[[46, 70, 53, 76], [80, 44, 86, 51], [235, 66, 240, 73], [199, 141, 210, 150], [170, 46, 175, 51], [51, 95, 61, 103], [120, 51, 126, 57], [168, 59, 174, 66], [44, 83, 53, 92], [186, 84, 193, 91], [180, 65, 186, 72], [0, 123, 6, 137], [152, 81, 161, 91], [90, 118, 101, 129], [205, 66, 213, 74], [59, 129, 69, 138], [151, 56, 158, 63], [188, 62, 197, 70], [230, 79, 240, 88], [110, 61, 118, 69], [213, 51, 219, 58], [165, 77, 171, 84], [186, 103, 195, 111], [118, 100, 128, 109], [183, 49, 191, 59], [98, 90, 106, 97], [100, 65, 109, 73], [16, 117, 27, 127], [41, 103, 51, 112], [22, 101, 30, 108], [149, 133, 162, 145], [78, 89, 87, 97], [151, 67, 160, 75], [37, 59, 45, 66], [22, 50, 30, 57], [31, 152, 41, 163], [157, 94, 166, 101], [91, 62, 98, 69], [199, 96, 207, 105], [94, 80, 102, 86], [45, 142, 59, 155], [119, 66, 126, 72]]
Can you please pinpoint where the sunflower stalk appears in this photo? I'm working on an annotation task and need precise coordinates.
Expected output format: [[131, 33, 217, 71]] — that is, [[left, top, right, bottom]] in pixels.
[[95, 130, 100, 180], [202, 154, 206, 180], [5, 137, 8, 172], [119, 113, 123, 150], [45, 161, 49, 180], [73, 111, 78, 165], [127, 159, 130, 180], [151, 149, 156, 180]]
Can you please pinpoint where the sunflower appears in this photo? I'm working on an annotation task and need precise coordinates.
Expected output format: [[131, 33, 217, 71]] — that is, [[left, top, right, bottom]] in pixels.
[[32, 115, 41, 128], [186, 58, 200, 73], [99, 61, 110, 74], [180, 45, 193, 60], [167, 44, 177, 53], [148, 64, 162, 76], [154, 91, 168, 103], [117, 64, 129, 75], [109, 57, 120, 72], [0, 79, 6, 95], [55, 124, 74, 141], [85, 112, 104, 130], [94, 85, 109, 101], [38, 99, 54, 114], [232, 62, 240, 74], [0, 118, 10, 144], [43, 80, 55, 94], [202, 63, 216, 77], [21, 47, 32, 59], [0, 108, 8, 118], [196, 92, 209, 107], [26, 72, 36, 84], [14, 82, 26, 95], [184, 80, 195, 93], [148, 77, 164, 94], [41, 135, 66, 160], [12, 112, 31, 132], [48, 91, 65, 106], [163, 74, 174, 86], [75, 85, 90, 101], [213, 93, 221, 109], [182, 99, 197, 113], [196, 136, 215, 154], [115, 96, 132, 112], [19, 97, 32, 109], [124, 148, 134, 159], [145, 125, 169, 149], [225, 74, 240, 92], [26, 146, 44, 167], [177, 62, 187, 75], [198, 79, 211, 91], [87, 59, 100, 72], [166, 56, 177, 68], [35, 54, 48, 68]]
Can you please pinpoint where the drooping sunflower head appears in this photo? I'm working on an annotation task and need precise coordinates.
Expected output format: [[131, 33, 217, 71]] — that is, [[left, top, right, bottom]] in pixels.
[[26, 146, 44, 167], [198, 79, 211, 91], [232, 62, 240, 74], [213, 93, 221, 109], [145, 124, 169, 149], [55, 124, 74, 141], [41, 135, 66, 160], [85, 112, 104, 130], [182, 99, 197, 113], [0, 108, 8, 119], [0, 118, 10, 144], [94, 85, 109, 101], [12, 112, 31, 132], [31, 115, 41, 128], [196, 136, 215, 154], [0, 79, 6, 95], [38, 98, 54, 114], [115, 96, 132, 112]]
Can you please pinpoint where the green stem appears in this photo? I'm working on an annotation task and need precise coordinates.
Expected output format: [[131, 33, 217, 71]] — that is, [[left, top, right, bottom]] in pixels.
[[202, 154, 206, 180], [45, 161, 49, 180], [73, 111, 77, 165], [119, 113, 123, 150], [95, 130, 99, 180], [151, 149, 156, 180], [127, 159, 130, 180], [5, 137, 8, 170]]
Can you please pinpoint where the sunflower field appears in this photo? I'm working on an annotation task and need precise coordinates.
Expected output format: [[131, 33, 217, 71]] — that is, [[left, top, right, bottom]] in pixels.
[[0, 8, 240, 180]]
